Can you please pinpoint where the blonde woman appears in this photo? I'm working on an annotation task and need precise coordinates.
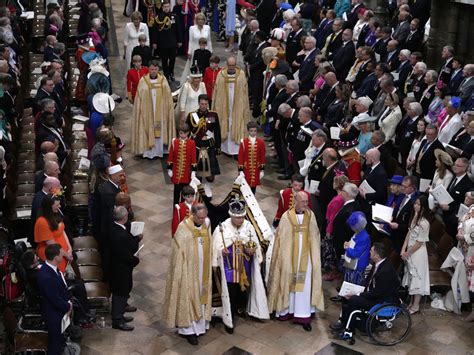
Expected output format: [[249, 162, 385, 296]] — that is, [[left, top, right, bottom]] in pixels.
[[188, 13, 212, 62], [123, 12, 149, 69], [379, 92, 402, 142]]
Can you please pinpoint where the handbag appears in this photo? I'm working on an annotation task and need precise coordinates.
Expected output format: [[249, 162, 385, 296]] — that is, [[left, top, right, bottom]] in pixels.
[[343, 248, 368, 271]]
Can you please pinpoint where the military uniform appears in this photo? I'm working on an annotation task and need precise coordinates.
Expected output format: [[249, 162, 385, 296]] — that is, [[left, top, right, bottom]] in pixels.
[[150, 10, 182, 80], [167, 137, 197, 204], [237, 137, 266, 191], [186, 109, 221, 178]]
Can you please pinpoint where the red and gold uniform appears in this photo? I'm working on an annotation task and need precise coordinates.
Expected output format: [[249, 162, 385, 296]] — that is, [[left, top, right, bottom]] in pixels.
[[126, 66, 149, 102], [237, 137, 266, 187], [167, 137, 197, 184], [340, 150, 362, 186], [171, 201, 193, 236], [203, 66, 221, 103], [273, 188, 312, 225]]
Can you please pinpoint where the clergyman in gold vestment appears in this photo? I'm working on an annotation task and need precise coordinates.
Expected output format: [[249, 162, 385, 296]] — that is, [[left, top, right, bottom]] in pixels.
[[267, 191, 325, 332], [130, 61, 175, 159], [163, 203, 213, 346], [211, 56, 250, 156]]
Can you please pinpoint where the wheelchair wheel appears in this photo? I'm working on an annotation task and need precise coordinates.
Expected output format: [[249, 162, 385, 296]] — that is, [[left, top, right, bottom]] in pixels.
[[366, 304, 411, 346]]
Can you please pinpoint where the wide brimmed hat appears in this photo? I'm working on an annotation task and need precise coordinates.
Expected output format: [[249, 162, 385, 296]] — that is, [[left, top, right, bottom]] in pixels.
[[92, 92, 115, 114], [352, 113, 377, 126], [228, 197, 246, 217], [81, 51, 100, 64], [388, 175, 404, 185], [269, 28, 286, 42], [434, 148, 453, 166]]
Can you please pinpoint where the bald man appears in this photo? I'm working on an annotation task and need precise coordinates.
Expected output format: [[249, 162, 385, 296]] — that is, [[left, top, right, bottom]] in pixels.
[[35, 160, 60, 192], [36, 141, 57, 170], [359, 148, 388, 206]]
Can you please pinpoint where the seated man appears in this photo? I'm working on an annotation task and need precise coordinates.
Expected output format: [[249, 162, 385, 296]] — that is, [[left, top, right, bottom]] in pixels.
[[330, 242, 400, 338]]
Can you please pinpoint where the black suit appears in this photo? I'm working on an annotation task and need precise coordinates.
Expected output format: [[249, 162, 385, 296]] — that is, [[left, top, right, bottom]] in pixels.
[[444, 175, 473, 238], [37, 263, 71, 355], [333, 200, 361, 259], [268, 89, 290, 167], [256, 0, 277, 34], [341, 259, 400, 332], [343, 3, 365, 30], [324, 99, 346, 127], [249, 42, 269, 114], [402, 30, 423, 53], [355, 72, 378, 99], [314, 83, 337, 118], [326, 32, 343, 60], [43, 45, 55, 62], [449, 129, 474, 159], [109, 222, 139, 324], [414, 139, 445, 179], [419, 84, 436, 115], [352, 61, 373, 91], [332, 41, 356, 82], [98, 180, 121, 279], [286, 29, 304, 71], [372, 37, 389, 60], [438, 58, 454, 87], [394, 61, 412, 89], [363, 164, 388, 206], [394, 116, 419, 167], [390, 193, 416, 251], [314, 18, 333, 50]]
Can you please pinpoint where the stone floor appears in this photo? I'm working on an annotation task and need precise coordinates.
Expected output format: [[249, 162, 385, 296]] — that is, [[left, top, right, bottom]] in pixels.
[[79, 2, 474, 354]]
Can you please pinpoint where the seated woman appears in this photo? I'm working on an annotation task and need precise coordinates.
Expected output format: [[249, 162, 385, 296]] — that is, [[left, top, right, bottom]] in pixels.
[[343, 211, 371, 286], [401, 195, 431, 315], [34, 193, 72, 273]]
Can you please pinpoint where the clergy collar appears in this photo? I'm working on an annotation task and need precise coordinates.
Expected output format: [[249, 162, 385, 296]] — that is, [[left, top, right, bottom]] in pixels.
[[114, 221, 126, 230], [108, 179, 119, 189], [344, 199, 355, 206]]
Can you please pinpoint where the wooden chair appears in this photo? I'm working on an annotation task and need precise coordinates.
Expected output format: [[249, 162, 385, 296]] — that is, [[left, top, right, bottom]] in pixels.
[[429, 270, 451, 290], [15, 195, 34, 209], [75, 250, 102, 266], [3, 307, 48, 354], [78, 266, 104, 282], [71, 182, 89, 194], [17, 161, 36, 174], [85, 282, 111, 310], [16, 183, 36, 196], [73, 236, 98, 251], [18, 151, 36, 162], [18, 142, 35, 153], [17, 173, 35, 184]]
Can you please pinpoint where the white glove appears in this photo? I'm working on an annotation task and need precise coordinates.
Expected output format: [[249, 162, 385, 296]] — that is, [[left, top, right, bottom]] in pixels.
[[191, 171, 196, 180], [239, 171, 245, 178], [260, 171, 264, 179], [167, 169, 173, 178]]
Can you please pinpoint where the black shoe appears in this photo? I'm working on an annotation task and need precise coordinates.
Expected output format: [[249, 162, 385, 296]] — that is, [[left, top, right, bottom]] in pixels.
[[112, 322, 134, 331], [278, 174, 292, 180], [185, 334, 199, 345], [276, 168, 286, 174], [125, 305, 137, 312], [123, 316, 134, 323], [302, 324, 312, 332], [329, 321, 344, 331], [225, 326, 234, 334], [330, 296, 343, 303]]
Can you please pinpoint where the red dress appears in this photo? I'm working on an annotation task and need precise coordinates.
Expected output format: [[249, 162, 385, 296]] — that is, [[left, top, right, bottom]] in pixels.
[[171, 202, 193, 236], [126, 66, 149, 101], [237, 137, 266, 187], [167, 138, 197, 184], [203, 67, 221, 101], [274, 188, 312, 223]]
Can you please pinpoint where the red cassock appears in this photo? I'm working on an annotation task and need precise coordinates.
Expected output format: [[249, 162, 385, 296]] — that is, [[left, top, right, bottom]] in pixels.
[[203, 66, 221, 101], [167, 138, 197, 184], [274, 188, 312, 222], [126, 66, 149, 100], [341, 151, 362, 186], [237, 137, 266, 187], [171, 202, 192, 236]]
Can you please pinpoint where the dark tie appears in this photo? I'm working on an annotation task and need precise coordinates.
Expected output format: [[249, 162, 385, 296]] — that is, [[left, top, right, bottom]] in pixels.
[[448, 178, 458, 193], [421, 140, 430, 153]]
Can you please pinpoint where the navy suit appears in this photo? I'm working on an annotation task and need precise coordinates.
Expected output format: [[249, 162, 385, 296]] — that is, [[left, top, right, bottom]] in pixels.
[[314, 19, 333, 50], [298, 49, 318, 92], [447, 70, 464, 95], [37, 263, 71, 355], [355, 72, 378, 98]]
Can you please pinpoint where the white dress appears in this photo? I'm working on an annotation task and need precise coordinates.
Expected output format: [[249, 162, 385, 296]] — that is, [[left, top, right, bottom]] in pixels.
[[123, 22, 149, 69], [428, 170, 453, 209], [188, 25, 213, 61], [402, 218, 430, 296], [178, 81, 207, 118], [275, 214, 316, 319], [407, 136, 423, 169]]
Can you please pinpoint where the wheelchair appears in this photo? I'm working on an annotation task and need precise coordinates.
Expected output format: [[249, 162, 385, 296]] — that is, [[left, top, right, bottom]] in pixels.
[[340, 302, 412, 346]]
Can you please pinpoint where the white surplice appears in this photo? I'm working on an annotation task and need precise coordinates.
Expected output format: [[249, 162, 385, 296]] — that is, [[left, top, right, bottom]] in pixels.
[[221, 76, 240, 155], [143, 78, 168, 158], [275, 214, 316, 318], [178, 223, 210, 335]]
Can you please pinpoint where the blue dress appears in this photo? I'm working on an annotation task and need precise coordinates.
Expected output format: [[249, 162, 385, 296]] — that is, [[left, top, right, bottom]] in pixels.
[[344, 230, 371, 285], [357, 132, 373, 156], [225, 0, 236, 36]]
